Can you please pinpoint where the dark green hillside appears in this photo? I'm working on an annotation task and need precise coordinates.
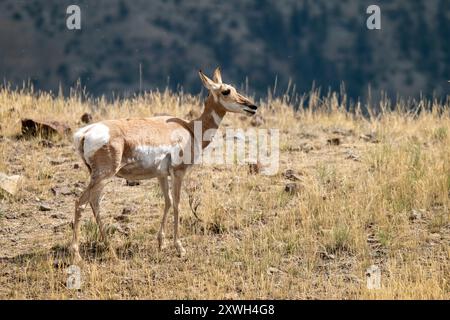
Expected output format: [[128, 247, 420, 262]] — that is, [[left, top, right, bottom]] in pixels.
[[0, 0, 448, 100]]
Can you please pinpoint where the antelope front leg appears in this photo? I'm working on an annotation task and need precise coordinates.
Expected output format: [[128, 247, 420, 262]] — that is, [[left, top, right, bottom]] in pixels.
[[157, 177, 171, 250], [171, 171, 186, 257]]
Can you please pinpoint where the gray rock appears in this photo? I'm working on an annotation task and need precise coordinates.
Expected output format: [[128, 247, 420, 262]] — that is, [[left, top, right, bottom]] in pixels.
[[39, 203, 52, 211], [0, 172, 22, 196]]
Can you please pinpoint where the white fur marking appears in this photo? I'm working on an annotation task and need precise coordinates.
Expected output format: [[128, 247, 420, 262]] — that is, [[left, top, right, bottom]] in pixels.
[[134, 145, 178, 170], [221, 100, 243, 113], [74, 123, 110, 163], [73, 124, 93, 154]]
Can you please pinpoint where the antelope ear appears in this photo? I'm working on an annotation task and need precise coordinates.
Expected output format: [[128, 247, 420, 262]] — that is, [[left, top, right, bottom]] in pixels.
[[212, 67, 222, 84], [198, 70, 220, 91]]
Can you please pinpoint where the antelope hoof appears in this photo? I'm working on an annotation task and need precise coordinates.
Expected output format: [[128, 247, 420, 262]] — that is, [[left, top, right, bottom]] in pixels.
[[175, 240, 186, 257], [70, 245, 83, 265], [157, 233, 166, 250]]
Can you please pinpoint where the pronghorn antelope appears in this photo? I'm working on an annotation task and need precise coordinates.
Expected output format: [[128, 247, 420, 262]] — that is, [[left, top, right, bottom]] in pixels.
[[71, 68, 258, 262]]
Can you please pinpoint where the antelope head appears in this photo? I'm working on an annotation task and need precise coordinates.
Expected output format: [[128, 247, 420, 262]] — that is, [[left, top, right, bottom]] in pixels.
[[198, 68, 258, 116]]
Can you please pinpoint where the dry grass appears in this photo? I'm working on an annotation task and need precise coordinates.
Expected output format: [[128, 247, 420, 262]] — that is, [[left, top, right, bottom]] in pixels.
[[0, 87, 449, 299]]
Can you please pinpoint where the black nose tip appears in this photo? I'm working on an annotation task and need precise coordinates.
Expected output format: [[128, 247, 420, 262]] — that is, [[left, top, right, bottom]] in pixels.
[[247, 104, 258, 110]]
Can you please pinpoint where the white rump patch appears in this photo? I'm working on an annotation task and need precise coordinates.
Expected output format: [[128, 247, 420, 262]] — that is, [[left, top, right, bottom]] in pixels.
[[73, 123, 110, 163], [73, 124, 92, 153]]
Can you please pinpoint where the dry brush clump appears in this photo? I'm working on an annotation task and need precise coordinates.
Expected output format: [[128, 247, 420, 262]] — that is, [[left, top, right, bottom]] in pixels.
[[0, 86, 448, 299]]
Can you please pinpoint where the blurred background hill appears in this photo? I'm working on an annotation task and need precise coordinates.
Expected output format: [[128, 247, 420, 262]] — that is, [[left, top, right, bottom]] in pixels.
[[0, 0, 448, 101]]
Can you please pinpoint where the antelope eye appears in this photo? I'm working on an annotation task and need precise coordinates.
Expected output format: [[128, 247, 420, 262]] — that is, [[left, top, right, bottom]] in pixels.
[[221, 89, 230, 96]]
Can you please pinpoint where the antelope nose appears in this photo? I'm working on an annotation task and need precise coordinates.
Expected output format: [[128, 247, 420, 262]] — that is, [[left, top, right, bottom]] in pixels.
[[247, 104, 258, 110]]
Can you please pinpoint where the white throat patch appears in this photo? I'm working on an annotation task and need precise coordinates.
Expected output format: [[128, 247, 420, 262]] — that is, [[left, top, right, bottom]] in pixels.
[[220, 100, 242, 113]]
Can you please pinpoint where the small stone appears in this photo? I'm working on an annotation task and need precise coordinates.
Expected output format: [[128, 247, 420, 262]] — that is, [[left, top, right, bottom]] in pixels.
[[283, 169, 302, 181], [21, 118, 71, 138], [343, 275, 361, 283], [332, 128, 353, 136], [320, 252, 335, 260], [74, 181, 84, 188], [367, 234, 379, 244], [104, 223, 122, 235], [0, 173, 22, 196], [284, 182, 299, 195], [345, 151, 360, 161], [126, 180, 140, 186], [50, 159, 65, 165], [409, 209, 423, 221], [267, 267, 283, 275], [360, 133, 379, 143], [300, 143, 314, 153], [61, 188, 74, 196], [39, 140, 54, 148], [121, 206, 135, 215], [81, 112, 93, 124], [327, 137, 341, 146], [53, 222, 70, 233], [51, 186, 73, 196], [429, 233, 441, 241], [115, 215, 130, 223], [39, 203, 52, 211]]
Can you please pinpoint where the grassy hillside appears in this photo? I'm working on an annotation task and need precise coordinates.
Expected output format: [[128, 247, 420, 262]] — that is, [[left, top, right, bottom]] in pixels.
[[0, 88, 449, 299]]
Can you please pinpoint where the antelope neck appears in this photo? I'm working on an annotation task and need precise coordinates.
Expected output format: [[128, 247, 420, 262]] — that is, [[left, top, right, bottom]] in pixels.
[[189, 94, 227, 149]]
